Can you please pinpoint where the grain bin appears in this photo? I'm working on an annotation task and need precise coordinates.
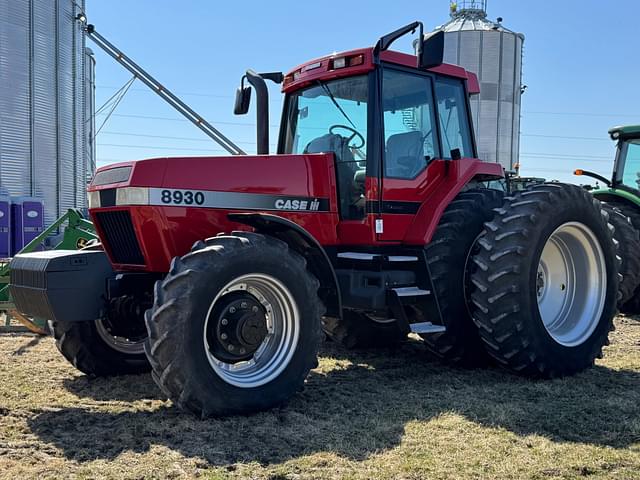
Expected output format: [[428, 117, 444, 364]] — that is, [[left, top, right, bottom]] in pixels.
[[0, 0, 95, 225], [430, 1, 524, 170]]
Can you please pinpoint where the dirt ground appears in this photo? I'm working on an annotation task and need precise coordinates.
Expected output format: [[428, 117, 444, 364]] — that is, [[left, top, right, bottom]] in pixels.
[[0, 317, 638, 480]]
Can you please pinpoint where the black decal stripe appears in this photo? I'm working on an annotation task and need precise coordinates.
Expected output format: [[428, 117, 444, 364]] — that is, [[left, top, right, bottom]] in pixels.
[[366, 200, 421, 215], [148, 188, 331, 212]]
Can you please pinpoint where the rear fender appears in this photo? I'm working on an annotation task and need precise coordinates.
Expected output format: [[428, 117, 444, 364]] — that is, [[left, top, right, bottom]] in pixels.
[[403, 159, 504, 245], [592, 188, 640, 209], [228, 212, 342, 318]]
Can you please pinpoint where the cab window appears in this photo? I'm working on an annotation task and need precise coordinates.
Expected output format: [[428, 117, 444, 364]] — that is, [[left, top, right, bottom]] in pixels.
[[435, 78, 473, 159], [620, 140, 640, 191], [382, 69, 438, 179]]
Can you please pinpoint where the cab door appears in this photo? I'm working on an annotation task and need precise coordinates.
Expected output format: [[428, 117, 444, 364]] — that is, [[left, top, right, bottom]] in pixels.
[[377, 67, 440, 242], [378, 68, 475, 242]]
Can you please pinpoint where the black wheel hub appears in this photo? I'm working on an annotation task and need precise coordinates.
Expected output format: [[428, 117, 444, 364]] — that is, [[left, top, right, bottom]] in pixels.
[[206, 291, 268, 363], [104, 295, 150, 342]]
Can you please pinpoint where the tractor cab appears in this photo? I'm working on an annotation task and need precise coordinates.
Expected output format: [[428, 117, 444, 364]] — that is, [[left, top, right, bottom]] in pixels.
[[236, 23, 497, 243], [610, 126, 640, 193], [576, 125, 640, 202]]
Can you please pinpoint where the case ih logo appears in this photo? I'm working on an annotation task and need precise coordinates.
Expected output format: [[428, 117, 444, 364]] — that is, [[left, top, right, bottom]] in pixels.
[[275, 198, 322, 211]]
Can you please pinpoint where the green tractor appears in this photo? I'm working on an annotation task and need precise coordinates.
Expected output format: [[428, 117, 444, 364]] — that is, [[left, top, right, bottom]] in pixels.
[[576, 125, 640, 313]]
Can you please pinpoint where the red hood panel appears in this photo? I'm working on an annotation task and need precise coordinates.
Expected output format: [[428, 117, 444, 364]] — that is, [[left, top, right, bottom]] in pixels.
[[90, 154, 338, 201]]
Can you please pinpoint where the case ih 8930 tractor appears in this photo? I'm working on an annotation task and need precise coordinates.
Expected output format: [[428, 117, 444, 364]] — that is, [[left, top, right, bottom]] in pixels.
[[11, 24, 620, 417]]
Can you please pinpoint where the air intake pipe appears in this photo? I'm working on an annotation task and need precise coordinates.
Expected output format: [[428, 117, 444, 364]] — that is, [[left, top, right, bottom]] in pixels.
[[236, 70, 283, 155]]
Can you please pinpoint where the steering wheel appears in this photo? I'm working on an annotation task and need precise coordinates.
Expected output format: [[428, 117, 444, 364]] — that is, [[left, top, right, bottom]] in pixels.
[[329, 125, 365, 149]]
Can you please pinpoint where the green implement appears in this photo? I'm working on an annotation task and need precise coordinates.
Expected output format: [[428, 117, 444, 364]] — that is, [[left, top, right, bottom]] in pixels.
[[575, 125, 640, 313], [0, 209, 97, 333]]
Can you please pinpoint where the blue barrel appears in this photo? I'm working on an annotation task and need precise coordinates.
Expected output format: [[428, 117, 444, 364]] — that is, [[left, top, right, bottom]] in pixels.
[[11, 197, 44, 255], [0, 196, 10, 258]]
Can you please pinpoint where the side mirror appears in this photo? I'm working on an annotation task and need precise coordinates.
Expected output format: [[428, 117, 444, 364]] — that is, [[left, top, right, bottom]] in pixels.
[[420, 31, 445, 69], [234, 84, 251, 115]]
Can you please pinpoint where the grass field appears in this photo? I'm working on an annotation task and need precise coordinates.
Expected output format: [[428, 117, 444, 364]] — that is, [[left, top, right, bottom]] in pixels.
[[0, 316, 638, 479]]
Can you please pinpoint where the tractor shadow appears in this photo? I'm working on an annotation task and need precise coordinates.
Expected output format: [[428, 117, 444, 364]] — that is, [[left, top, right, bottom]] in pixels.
[[62, 373, 163, 403], [28, 340, 640, 466]]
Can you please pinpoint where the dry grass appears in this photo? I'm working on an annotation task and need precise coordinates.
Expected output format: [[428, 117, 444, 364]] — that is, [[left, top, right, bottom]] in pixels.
[[0, 317, 639, 479]]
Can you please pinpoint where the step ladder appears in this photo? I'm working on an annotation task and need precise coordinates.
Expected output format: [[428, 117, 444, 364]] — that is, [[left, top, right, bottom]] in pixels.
[[337, 251, 445, 335]]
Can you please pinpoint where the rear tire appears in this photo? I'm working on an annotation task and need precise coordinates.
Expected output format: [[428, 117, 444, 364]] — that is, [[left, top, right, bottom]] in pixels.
[[601, 205, 640, 307], [471, 183, 619, 378], [421, 188, 504, 366], [322, 311, 405, 349], [605, 203, 640, 314], [145, 232, 324, 417]]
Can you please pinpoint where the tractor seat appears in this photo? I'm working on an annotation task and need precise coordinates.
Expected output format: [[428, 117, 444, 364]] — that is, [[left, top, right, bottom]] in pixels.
[[385, 131, 425, 178], [304, 133, 359, 216]]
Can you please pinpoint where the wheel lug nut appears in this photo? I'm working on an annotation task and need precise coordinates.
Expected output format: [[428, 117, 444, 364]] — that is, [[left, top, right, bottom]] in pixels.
[[252, 306, 258, 313], [240, 348, 246, 354], [229, 307, 236, 313], [241, 302, 247, 309], [220, 333, 228, 340], [221, 318, 228, 325], [228, 344, 235, 351]]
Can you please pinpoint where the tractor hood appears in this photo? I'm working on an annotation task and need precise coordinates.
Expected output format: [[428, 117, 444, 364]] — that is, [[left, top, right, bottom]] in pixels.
[[87, 154, 338, 213]]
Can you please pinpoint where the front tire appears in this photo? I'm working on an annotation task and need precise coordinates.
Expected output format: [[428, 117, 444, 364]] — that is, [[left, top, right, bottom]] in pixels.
[[50, 317, 149, 376], [145, 232, 324, 417], [471, 183, 619, 378]]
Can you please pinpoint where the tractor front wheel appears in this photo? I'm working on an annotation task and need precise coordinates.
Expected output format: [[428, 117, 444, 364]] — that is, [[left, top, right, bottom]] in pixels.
[[470, 183, 619, 377], [145, 232, 324, 417], [50, 297, 150, 376]]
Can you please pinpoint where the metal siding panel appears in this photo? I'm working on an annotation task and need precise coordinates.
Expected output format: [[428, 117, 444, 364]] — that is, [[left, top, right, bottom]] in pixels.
[[480, 31, 500, 83], [442, 32, 459, 65], [32, 0, 58, 225], [57, 0, 75, 217], [458, 31, 481, 77], [85, 48, 96, 188], [0, 0, 31, 196]]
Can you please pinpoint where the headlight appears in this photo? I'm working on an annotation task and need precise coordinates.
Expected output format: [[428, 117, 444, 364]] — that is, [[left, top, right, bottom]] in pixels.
[[87, 191, 101, 208], [116, 187, 149, 206]]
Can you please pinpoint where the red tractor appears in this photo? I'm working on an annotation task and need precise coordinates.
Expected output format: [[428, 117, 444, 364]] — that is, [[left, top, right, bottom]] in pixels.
[[11, 23, 620, 417]]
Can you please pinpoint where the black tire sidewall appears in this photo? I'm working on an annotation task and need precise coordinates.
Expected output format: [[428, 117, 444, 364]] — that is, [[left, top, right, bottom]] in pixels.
[[524, 199, 617, 364], [177, 245, 319, 411]]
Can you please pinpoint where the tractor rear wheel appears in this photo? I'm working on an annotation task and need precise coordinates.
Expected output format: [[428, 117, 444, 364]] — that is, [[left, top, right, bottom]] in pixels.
[[50, 297, 150, 376], [422, 188, 504, 366], [145, 232, 324, 417], [605, 203, 640, 314], [471, 183, 619, 378], [601, 205, 640, 307]]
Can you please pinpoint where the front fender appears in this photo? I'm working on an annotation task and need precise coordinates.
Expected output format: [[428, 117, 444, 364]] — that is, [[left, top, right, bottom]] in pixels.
[[228, 212, 342, 318]]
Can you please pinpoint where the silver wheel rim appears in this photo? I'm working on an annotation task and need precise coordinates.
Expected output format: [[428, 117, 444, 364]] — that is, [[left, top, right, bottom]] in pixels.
[[204, 273, 300, 388], [536, 222, 607, 347], [95, 319, 146, 355]]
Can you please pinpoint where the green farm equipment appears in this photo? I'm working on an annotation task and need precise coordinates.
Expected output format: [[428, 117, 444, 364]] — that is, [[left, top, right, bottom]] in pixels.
[[0, 209, 97, 333], [575, 125, 640, 312]]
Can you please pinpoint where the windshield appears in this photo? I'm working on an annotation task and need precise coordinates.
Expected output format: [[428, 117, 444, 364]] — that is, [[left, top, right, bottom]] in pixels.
[[619, 139, 640, 191], [281, 75, 369, 220], [282, 75, 368, 161]]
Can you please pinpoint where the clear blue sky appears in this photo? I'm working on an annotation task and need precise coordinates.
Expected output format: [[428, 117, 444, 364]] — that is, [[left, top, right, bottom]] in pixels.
[[87, 0, 639, 184]]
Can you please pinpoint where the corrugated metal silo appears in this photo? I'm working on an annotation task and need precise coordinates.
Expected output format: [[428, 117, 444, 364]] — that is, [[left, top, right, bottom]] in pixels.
[[431, 1, 524, 170], [0, 0, 94, 225]]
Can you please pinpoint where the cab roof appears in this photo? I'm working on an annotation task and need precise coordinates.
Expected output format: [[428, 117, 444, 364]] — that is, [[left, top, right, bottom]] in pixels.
[[282, 47, 480, 95], [609, 125, 640, 140]]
